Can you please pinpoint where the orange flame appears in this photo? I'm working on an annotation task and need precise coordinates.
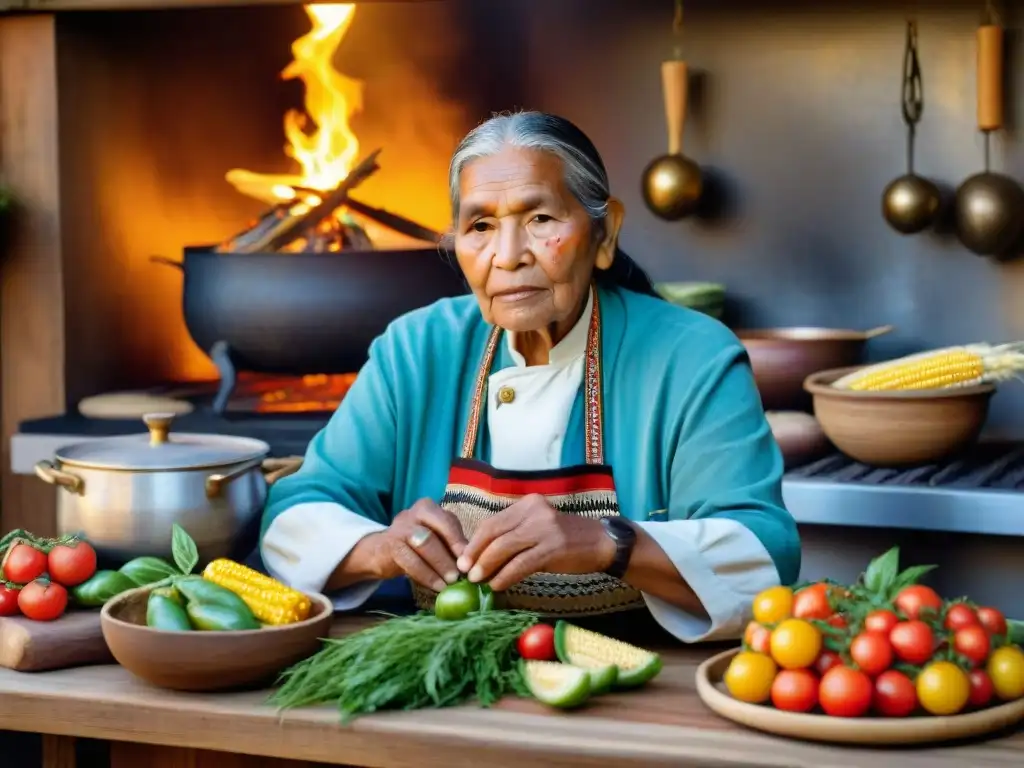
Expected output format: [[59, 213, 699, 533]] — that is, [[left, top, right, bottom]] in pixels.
[[226, 4, 362, 204]]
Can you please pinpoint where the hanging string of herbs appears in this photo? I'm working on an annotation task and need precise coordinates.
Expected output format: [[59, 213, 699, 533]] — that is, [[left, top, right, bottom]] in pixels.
[[270, 610, 541, 722]]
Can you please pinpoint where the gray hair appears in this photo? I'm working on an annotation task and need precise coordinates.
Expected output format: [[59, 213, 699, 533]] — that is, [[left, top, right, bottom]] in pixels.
[[448, 111, 611, 227]]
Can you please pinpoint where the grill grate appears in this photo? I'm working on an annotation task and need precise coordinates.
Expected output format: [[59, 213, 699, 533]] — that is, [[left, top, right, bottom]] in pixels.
[[787, 445, 1024, 490]]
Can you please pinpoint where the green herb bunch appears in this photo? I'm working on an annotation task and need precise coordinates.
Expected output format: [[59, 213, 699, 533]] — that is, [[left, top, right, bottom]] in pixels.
[[271, 609, 540, 721]]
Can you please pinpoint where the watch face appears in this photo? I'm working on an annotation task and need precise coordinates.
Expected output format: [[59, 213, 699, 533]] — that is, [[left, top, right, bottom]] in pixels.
[[603, 517, 636, 541]]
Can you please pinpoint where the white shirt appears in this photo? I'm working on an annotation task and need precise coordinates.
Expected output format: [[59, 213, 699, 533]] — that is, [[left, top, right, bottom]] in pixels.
[[262, 293, 780, 642]]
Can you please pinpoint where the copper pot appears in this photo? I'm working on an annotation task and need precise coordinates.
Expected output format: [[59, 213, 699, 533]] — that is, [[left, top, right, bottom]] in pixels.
[[737, 326, 893, 411]]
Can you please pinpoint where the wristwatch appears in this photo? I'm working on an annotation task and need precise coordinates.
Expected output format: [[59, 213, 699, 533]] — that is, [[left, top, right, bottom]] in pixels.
[[599, 517, 637, 579]]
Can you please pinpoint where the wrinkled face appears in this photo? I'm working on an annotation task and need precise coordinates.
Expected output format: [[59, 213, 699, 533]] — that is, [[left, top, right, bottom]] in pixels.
[[454, 147, 614, 333]]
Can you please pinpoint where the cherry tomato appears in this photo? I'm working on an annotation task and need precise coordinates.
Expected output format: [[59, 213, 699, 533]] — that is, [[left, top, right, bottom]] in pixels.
[[889, 620, 934, 665], [944, 603, 979, 632], [819, 666, 873, 717], [872, 669, 918, 717], [976, 607, 1008, 638], [0, 585, 20, 616], [917, 661, 970, 715], [826, 614, 847, 629], [743, 621, 771, 654], [17, 579, 68, 621], [954, 625, 991, 667], [770, 619, 822, 670], [47, 540, 97, 588], [724, 651, 777, 704], [3, 544, 47, 584], [967, 669, 995, 708], [894, 585, 942, 621], [517, 624, 556, 661], [771, 668, 819, 713], [987, 645, 1024, 701], [752, 586, 793, 625], [814, 650, 842, 677], [850, 631, 893, 677], [792, 584, 832, 621], [864, 609, 899, 636]]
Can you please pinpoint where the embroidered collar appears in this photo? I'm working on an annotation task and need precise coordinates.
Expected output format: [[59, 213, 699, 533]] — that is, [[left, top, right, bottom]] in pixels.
[[505, 289, 593, 368]]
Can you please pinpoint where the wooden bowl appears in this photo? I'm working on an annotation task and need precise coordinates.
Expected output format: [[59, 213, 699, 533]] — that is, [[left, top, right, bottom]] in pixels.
[[696, 648, 1024, 745], [100, 586, 333, 692], [803, 367, 993, 467]]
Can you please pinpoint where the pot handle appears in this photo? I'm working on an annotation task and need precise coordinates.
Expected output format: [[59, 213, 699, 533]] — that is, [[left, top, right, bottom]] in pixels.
[[262, 456, 303, 486], [34, 460, 85, 495], [205, 457, 264, 499], [150, 255, 184, 271], [205, 456, 303, 498]]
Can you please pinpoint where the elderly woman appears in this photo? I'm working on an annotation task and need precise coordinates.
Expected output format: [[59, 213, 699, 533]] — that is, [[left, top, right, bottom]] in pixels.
[[260, 111, 800, 642]]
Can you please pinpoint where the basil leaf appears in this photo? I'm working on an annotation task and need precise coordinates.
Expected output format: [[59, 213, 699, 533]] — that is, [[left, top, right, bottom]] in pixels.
[[863, 547, 900, 595], [171, 524, 199, 575], [119, 556, 180, 587], [891, 564, 937, 594]]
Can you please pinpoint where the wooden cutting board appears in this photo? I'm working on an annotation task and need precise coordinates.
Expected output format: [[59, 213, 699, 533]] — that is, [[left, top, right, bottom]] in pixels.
[[0, 610, 113, 671]]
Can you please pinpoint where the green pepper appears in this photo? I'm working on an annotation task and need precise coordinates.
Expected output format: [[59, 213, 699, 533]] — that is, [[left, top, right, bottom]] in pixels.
[[151, 585, 183, 607], [434, 579, 494, 621], [119, 556, 180, 587], [71, 570, 138, 607], [146, 591, 192, 631], [186, 601, 260, 631], [174, 576, 253, 615]]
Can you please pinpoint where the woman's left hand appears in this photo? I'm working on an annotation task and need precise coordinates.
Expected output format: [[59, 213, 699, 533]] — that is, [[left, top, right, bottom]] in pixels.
[[456, 494, 615, 591]]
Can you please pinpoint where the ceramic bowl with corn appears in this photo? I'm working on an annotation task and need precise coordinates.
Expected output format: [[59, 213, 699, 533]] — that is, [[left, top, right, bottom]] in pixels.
[[804, 342, 1024, 467], [100, 559, 334, 692]]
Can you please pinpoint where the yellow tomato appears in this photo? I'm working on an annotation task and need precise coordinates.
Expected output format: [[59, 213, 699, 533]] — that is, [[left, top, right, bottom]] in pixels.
[[987, 645, 1024, 701], [916, 661, 970, 716], [724, 651, 777, 704], [769, 619, 822, 670], [752, 586, 794, 625]]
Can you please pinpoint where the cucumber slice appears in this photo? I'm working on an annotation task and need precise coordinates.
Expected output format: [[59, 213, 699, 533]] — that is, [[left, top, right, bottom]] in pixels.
[[554, 621, 662, 689], [520, 660, 592, 709]]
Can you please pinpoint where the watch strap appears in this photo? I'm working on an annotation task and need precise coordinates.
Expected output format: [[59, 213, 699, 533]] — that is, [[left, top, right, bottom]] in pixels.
[[600, 517, 637, 580]]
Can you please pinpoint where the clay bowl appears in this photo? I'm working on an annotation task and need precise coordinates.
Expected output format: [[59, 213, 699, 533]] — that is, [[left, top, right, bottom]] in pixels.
[[101, 586, 333, 692], [804, 367, 994, 467]]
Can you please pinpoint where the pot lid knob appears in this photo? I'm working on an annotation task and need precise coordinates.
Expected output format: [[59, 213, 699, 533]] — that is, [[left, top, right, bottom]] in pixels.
[[142, 412, 176, 446]]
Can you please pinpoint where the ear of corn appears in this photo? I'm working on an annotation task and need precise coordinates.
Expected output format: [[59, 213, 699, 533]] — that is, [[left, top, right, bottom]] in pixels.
[[202, 558, 311, 626], [831, 343, 1024, 392]]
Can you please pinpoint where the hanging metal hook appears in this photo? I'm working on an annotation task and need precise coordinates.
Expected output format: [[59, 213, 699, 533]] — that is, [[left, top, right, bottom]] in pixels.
[[672, 0, 684, 60]]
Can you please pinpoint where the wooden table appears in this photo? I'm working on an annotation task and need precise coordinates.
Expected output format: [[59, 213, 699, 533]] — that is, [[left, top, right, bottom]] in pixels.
[[0, 619, 1022, 768]]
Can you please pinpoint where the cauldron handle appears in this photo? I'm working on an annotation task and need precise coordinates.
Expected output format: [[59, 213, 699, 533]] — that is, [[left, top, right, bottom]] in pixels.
[[150, 255, 184, 271]]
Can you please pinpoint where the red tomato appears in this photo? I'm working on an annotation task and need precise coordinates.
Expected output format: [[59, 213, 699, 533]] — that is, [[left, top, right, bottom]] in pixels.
[[864, 609, 899, 636], [967, 669, 995, 708], [17, 580, 67, 622], [894, 585, 942, 621], [872, 670, 918, 717], [0, 585, 20, 617], [743, 621, 772, 654], [889, 620, 935, 665], [954, 625, 991, 667], [793, 584, 832, 621], [819, 666, 873, 717], [771, 668, 819, 713], [47, 540, 97, 587], [976, 607, 1008, 637], [2, 544, 47, 584], [517, 624, 556, 661], [944, 603, 979, 632], [814, 650, 842, 677], [826, 614, 848, 629], [850, 632, 893, 677]]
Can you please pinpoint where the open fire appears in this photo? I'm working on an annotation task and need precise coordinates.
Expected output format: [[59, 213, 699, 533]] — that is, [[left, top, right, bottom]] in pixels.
[[215, 3, 438, 256]]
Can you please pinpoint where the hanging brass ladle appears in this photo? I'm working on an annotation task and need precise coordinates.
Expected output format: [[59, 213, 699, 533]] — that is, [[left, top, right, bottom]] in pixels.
[[882, 20, 940, 235]]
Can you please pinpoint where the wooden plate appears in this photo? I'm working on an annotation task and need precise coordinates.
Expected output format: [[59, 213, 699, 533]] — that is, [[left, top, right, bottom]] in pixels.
[[696, 648, 1024, 745]]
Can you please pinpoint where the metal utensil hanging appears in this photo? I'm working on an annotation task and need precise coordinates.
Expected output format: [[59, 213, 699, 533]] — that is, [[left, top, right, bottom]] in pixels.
[[881, 19, 940, 235]]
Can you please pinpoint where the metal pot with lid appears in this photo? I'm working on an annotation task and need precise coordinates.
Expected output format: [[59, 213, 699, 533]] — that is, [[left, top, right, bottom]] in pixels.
[[33, 413, 301, 564]]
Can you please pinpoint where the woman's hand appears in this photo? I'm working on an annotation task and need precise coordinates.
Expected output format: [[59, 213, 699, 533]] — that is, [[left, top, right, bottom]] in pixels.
[[457, 494, 615, 592], [370, 499, 468, 592]]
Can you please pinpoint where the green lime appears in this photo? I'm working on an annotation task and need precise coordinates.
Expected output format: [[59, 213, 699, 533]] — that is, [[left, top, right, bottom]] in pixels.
[[434, 580, 482, 621]]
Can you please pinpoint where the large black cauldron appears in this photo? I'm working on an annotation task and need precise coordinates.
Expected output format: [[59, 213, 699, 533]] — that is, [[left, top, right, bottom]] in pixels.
[[156, 247, 468, 411]]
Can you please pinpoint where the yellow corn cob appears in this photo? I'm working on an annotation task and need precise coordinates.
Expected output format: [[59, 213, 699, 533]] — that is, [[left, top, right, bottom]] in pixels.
[[831, 343, 1024, 392], [202, 559, 311, 626]]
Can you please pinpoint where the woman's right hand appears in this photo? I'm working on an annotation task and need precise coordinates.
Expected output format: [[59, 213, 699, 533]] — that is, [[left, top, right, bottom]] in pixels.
[[371, 499, 468, 592]]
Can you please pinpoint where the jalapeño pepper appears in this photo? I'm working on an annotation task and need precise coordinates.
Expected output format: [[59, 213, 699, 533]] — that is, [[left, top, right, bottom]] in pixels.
[[71, 570, 137, 607], [146, 591, 192, 631], [174, 576, 260, 631]]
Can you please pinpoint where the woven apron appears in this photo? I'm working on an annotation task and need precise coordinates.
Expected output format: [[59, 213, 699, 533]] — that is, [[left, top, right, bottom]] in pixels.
[[412, 286, 646, 617]]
